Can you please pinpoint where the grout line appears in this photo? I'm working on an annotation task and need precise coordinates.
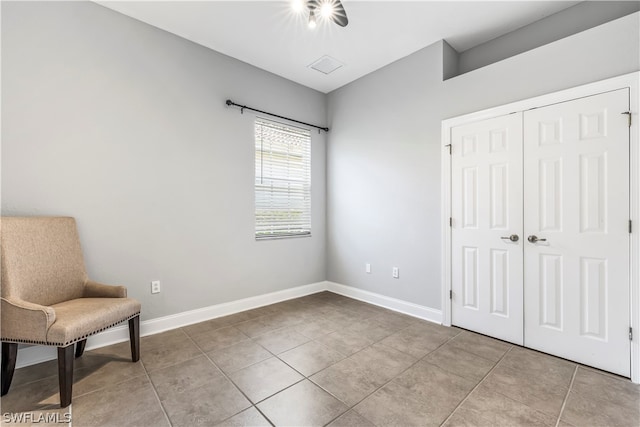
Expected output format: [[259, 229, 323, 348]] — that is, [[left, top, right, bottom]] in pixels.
[[187, 332, 277, 426], [255, 377, 308, 405], [288, 309, 466, 424], [555, 364, 579, 427], [334, 329, 463, 413], [141, 350, 205, 375], [479, 346, 581, 421], [253, 404, 276, 427], [269, 306, 428, 424], [444, 327, 514, 364], [71, 369, 148, 399], [439, 345, 514, 426], [139, 358, 173, 427]]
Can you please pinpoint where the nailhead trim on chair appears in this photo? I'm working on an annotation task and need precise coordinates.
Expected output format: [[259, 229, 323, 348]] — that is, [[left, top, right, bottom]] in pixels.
[[1, 312, 140, 347]]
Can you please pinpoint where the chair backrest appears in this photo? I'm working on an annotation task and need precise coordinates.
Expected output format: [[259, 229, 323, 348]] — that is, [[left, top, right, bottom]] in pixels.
[[1, 217, 88, 306]]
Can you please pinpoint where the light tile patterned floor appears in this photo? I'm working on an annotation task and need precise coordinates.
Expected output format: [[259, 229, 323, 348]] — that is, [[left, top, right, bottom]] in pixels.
[[2, 291, 639, 426]]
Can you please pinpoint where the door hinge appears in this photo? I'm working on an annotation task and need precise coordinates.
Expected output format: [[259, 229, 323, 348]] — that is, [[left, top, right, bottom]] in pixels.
[[449, 217, 453, 227], [630, 220, 633, 234], [445, 144, 452, 155], [622, 111, 632, 127], [630, 327, 633, 341], [449, 290, 453, 300]]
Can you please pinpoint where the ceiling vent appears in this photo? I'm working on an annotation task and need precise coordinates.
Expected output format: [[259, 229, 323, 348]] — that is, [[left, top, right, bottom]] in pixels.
[[308, 55, 344, 75]]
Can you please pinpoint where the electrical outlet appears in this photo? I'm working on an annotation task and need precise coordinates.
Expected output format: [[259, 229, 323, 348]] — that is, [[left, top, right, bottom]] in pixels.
[[365, 263, 371, 273], [151, 280, 161, 294], [392, 267, 399, 279]]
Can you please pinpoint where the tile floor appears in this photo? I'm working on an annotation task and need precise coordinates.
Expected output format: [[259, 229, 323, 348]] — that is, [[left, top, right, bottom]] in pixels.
[[2, 291, 639, 426]]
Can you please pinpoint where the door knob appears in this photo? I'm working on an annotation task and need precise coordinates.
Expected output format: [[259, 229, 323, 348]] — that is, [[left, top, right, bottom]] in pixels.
[[527, 235, 547, 243], [500, 234, 519, 242]]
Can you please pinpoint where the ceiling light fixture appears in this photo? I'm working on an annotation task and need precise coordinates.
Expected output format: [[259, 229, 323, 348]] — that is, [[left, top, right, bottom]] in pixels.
[[293, 0, 349, 28]]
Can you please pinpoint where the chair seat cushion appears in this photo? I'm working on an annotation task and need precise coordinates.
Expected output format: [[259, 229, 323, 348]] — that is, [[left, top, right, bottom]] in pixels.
[[47, 298, 141, 346]]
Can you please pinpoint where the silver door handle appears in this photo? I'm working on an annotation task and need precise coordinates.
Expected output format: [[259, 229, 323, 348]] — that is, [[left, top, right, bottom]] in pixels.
[[501, 234, 519, 242], [527, 235, 547, 243]]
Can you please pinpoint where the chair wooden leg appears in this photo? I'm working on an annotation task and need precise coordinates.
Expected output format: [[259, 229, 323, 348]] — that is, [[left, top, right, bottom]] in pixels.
[[75, 339, 87, 358], [1, 342, 18, 396], [129, 315, 140, 362], [57, 345, 74, 408]]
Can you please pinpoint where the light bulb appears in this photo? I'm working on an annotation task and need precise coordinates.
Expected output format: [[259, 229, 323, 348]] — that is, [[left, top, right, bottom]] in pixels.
[[291, 0, 304, 13], [308, 10, 317, 29], [320, 1, 334, 18]]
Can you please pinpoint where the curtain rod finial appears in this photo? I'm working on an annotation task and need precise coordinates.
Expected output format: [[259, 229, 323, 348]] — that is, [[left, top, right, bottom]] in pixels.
[[225, 99, 233, 106]]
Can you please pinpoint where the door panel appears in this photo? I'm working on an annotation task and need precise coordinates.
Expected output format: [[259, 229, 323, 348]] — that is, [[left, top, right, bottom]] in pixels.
[[451, 113, 524, 345], [523, 89, 630, 376]]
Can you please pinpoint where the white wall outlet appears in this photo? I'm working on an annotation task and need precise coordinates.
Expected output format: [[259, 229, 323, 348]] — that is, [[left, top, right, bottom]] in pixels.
[[392, 267, 399, 279], [365, 263, 371, 273], [151, 280, 161, 294]]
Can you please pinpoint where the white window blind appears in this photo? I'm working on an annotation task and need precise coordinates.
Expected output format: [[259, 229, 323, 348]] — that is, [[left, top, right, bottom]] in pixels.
[[255, 118, 311, 239]]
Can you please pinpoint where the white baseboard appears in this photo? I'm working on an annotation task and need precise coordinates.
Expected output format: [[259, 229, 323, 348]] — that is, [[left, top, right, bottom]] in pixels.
[[325, 282, 442, 324], [15, 281, 328, 368], [15, 280, 442, 369]]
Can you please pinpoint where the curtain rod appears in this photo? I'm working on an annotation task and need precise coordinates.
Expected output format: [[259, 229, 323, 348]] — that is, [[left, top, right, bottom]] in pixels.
[[225, 99, 329, 132]]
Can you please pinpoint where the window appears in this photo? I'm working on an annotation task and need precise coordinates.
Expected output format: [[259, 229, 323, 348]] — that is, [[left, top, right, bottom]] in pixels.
[[255, 118, 311, 239]]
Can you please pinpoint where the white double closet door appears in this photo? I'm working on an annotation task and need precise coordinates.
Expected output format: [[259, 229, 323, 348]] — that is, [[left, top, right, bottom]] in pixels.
[[451, 89, 631, 377]]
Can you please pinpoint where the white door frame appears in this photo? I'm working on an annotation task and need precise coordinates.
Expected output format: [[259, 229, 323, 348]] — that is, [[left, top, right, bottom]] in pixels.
[[441, 72, 640, 383]]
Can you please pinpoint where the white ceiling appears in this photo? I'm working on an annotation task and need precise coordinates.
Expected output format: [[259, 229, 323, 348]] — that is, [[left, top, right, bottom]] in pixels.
[[96, 1, 580, 93]]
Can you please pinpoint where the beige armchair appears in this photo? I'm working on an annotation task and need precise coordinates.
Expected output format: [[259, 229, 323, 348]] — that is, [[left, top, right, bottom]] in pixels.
[[1, 217, 141, 407]]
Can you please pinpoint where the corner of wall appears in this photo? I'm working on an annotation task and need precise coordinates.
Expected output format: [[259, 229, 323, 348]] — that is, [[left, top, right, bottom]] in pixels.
[[442, 40, 459, 81]]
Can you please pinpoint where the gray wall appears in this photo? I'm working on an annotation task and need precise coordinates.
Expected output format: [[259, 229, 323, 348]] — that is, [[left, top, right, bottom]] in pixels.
[[326, 12, 640, 310], [1, 1, 327, 320]]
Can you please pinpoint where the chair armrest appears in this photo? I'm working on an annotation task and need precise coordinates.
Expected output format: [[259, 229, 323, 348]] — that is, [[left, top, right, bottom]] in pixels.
[[1, 297, 56, 343], [83, 280, 127, 298]]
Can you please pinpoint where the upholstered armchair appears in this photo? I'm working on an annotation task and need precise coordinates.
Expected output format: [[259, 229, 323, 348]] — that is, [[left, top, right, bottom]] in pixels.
[[1, 217, 141, 407]]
